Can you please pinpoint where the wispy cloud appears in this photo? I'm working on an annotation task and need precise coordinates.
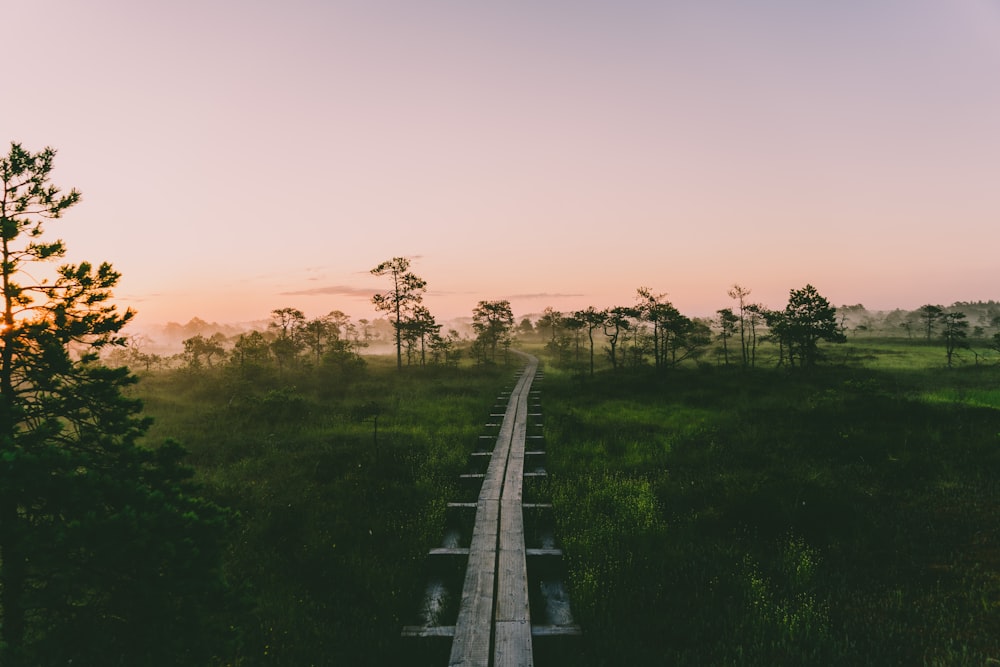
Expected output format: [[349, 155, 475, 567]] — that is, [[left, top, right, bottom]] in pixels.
[[506, 292, 585, 300], [279, 284, 376, 298]]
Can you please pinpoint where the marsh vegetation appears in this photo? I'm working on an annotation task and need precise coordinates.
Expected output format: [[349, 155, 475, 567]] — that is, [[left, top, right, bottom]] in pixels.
[[124, 333, 1000, 666]]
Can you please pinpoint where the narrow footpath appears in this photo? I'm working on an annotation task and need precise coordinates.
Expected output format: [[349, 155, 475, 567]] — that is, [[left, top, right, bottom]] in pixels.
[[448, 353, 538, 667]]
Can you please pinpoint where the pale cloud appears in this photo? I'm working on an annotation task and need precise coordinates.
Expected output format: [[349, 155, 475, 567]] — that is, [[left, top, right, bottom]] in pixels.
[[280, 285, 376, 298], [507, 293, 585, 300]]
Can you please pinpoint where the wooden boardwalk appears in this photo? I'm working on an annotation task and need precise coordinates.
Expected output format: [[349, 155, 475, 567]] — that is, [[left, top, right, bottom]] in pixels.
[[448, 354, 538, 667]]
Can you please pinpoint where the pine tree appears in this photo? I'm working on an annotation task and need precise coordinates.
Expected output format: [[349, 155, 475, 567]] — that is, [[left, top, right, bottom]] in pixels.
[[1, 143, 230, 665], [781, 284, 846, 367]]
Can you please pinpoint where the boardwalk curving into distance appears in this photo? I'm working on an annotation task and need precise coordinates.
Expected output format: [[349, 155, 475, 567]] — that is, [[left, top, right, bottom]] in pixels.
[[449, 353, 538, 667]]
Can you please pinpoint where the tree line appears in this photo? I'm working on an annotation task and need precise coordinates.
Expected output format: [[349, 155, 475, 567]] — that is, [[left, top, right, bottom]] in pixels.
[[361, 258, 994, 374], [511, 283, 845, 375]]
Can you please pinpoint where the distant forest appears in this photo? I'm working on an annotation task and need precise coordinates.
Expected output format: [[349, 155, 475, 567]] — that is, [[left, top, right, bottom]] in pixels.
[[116, 298, 1000, 372]]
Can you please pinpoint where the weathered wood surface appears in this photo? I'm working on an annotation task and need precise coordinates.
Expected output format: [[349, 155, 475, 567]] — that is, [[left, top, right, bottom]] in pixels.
[[401, 625, 457, 638], [448, 353, 538, 667]]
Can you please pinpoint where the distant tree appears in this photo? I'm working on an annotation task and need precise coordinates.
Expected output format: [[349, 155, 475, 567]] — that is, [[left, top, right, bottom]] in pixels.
[[536, 306, 563, 344], [919, 304, 944, 341], [231, 330, 271, 369], [665, 316, 712, 367], [269, 306, 305, 339], [300, 314, 335, 365], [744, 303, 767, 368], [0, 143, 229, 665], [356, 318, 373, 346], [603, 306, 637, 370], [472, 300, 515, 364], [942, 311, 969, 367], [268, 307, 306, 371], [182, 332, 226, 368], [574, 306, 606, 376], [715, 308, 738, 366], [760, 307, 789, 366], [517, 316, 535, 338], [636, 287, 674, 370], [728, 284, 752, 367], [405, 305, 440, 366], [561, 313, 585, 364], [371, 257, 427, 370], [429, 328, 462, 366], [780, 284, 846, 367], [643, 296, 687, 371], [105, 333, 161, 372]]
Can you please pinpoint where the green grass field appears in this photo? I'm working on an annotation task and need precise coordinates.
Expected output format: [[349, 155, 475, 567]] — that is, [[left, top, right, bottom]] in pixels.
[[541, 340, 1000, 665], [131, 338, 1000, 665], [136, 358, 510, 665]]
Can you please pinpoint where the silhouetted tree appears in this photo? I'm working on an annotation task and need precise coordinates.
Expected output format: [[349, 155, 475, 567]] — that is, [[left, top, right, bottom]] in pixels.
[[744, 303, 766, 368], [919, 304, 944, 341], [716, 308, 738, 366], [183, 332, 226, 368], [536, 306, 563, 344], [0, 143, 229, 666], [780, 284, 845, 367], [472, 300, 514, 363], [268, 307, 305, 371], [728, 284, 752, 367], [517, 316, 534, 338], [661, 315, 709, 367], [405, 305, 439, 366], [301, 314, 336, 365], [942, 311, 969, 367], [636, 287, 674, 370], [603, 306, 637, 370], [231, 330, 271, 370], [371, 257, 427, 370], [574, 306, 606, 376], [429, 328, 462, 366]]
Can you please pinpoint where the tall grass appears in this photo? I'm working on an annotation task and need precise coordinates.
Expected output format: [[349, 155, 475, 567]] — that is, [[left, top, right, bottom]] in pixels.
[[540, 349, 1000, 665], [134, 359, 511, 666], [131, 337, 1000, 665]]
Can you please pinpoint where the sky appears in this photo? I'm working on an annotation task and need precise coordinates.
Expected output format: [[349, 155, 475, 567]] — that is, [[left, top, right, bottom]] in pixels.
[[5, 0, 1000, 327]]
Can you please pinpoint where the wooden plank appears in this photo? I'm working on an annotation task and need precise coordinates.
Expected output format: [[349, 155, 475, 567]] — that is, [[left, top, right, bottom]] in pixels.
[[495, 502, 527, 617], [429, 547, 470, 556], [525, 548, 563, 557], [531, 625, 581, 637], [493, 357, 536, 665], [495, 621, 534, 667], [449, 497, 499, 667], [401, 625, 456, 638], [450, 354, 539, 667]]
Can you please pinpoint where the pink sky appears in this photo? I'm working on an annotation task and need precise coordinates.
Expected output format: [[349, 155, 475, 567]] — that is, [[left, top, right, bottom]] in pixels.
[[6, 1, 1000, 326]]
